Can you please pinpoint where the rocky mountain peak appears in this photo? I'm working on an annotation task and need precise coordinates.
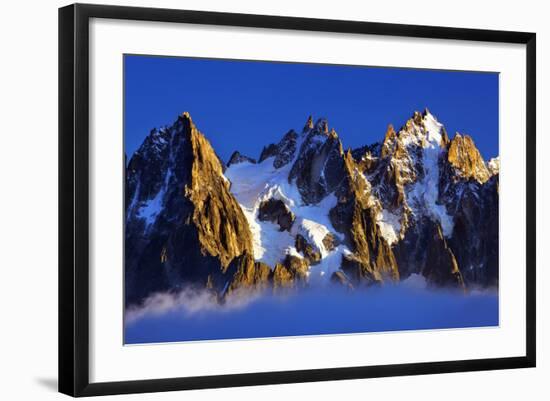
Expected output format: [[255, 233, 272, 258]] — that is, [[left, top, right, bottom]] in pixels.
[[351, 142, 382, 163], [487, 157, 500, 176], [258, 129, 298, 169], [304, 115, 314, 131], [395, 109, 449, 150], [381, 124, 397, 158], [313, 117, 329, 135], [289, 117, 346, 204], [447, 133, 491, 183], [125, 112, 257, 306], [413, 110, 424, 125], [227, 150, 256, 167]]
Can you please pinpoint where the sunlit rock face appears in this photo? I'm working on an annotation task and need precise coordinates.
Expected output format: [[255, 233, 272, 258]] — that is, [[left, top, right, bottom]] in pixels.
[[125, 110, 499, 307], [447, 133, 491, 183]]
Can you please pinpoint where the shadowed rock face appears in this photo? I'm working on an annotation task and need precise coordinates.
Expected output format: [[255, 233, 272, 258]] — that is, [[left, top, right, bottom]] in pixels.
[[126, 110, 499, 305], [352, 142, 381, 161], [258, 143, 278, 163], [227, 151, 256, 167], [258, 129, 298, 168], [258, 198, 295, 231], [446, 175, 499, 287], [424, 223, 465, 288], [289, 119, 347, 204], [438, 134, 499, 288], [395, 218, 465, 289]]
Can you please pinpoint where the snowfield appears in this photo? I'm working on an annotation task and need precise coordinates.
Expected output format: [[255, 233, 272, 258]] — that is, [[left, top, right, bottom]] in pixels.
[[405, 111, 454, 237], [225, 134, 351, 281]]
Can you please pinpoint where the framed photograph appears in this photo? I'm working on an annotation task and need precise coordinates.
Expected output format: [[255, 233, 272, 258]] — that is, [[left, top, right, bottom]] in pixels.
[[59, 3, 536, 397]]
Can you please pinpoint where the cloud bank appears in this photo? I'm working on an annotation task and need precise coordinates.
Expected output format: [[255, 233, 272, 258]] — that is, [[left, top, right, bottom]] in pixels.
[[124, 278, 498, 344]]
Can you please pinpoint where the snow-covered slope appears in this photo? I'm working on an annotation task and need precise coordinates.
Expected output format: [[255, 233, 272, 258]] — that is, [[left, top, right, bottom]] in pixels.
[[402, 111, 454, 237], [225, 123, 351, 283]]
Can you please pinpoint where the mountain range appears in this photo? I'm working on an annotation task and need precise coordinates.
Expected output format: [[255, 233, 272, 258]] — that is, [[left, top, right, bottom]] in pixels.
[[125, 110, 499, 307]]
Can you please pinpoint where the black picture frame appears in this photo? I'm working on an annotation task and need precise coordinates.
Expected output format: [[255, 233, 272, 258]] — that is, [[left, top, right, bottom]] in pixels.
[[58, 3, 536, 397]]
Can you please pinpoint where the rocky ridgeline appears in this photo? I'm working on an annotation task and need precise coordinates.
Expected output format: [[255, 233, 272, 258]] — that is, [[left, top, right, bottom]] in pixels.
[[125, 109, 499, 307]]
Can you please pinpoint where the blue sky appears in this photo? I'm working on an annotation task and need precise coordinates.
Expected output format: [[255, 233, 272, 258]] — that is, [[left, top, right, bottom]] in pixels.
[[124, 55, 499, 163]]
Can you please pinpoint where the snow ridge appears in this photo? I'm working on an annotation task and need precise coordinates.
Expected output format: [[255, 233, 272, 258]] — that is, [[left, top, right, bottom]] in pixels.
[[404, 111, 454, 237]]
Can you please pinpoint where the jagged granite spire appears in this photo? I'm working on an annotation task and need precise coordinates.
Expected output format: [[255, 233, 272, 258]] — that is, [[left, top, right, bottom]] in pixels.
[[125, 112, 259, 306], [447, 133, 491, 183], [304, 115, 314, 131]]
